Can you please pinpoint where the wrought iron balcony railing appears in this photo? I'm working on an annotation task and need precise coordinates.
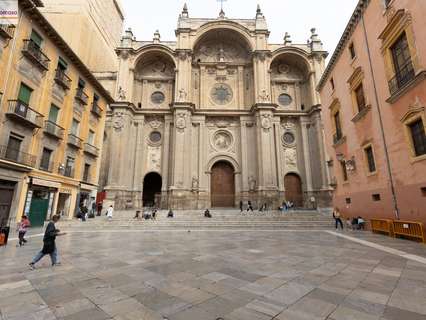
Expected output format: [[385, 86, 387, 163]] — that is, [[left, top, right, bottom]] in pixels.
[[54, 69, 72, 90], [64, 166, 74, 178], [22, 39, 50, 70], [39, 160, 54, 173], [388, 60, 415, 95], [0, 145, 36, 167], [75, 88, 89, 105], [91, 102, 102, 117], [83, 143, 99, 157], [6, 100, 43, 128], [0, 24, 15, 39], [44, 120, 65, 139], [67, 133, 83, 149], [82, 173, 92, 183]]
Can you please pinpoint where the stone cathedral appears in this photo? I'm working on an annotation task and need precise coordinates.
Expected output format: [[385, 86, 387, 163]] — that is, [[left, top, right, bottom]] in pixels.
[[99, 5, 332, 210]]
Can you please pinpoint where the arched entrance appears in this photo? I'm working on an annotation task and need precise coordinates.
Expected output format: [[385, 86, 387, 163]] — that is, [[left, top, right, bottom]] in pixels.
[[284, 173, 303, 207], [143, 172, 162, 207], [211, 161, 235, 207]]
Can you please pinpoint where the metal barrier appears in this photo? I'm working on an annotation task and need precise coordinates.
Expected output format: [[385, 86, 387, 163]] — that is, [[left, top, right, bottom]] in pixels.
[[370, 219, 394, 237], [393, 220, 425, 243]]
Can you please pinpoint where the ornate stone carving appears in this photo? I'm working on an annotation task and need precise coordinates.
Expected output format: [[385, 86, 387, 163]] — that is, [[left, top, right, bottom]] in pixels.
[[261, 114, 272, 130], [194, 40, 250, 64], [178, 88, 187, 101], [285, 148, 297, 169], [147, 147, 161, 172], [282, 131, 296, 147], [175, 113, 187, 131], [212, 130, 233, 151], [191, 177, 199, 191], [148, 117, 163, 129], [258, 89, 270, 103], [278, 64, 290, 74], [113, 112, 125, 131]]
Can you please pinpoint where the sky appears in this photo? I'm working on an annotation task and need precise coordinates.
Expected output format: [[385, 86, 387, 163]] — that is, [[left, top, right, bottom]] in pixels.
[[121, 0, 359, 57]]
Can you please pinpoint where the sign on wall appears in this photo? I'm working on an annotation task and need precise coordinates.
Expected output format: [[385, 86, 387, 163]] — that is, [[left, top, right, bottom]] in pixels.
[[0, 1, 18, 23]]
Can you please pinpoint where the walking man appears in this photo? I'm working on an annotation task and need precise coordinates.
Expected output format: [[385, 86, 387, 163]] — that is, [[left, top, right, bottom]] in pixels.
[[239, 200, 243, 212], [107, 205, 114, 221], [333, 207, 344, 230], [247, 200, 254, 212], [29, 215, 64, 269]]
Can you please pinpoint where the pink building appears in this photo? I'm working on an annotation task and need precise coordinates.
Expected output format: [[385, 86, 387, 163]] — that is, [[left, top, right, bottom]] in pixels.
[[318, 0, 426, 224]]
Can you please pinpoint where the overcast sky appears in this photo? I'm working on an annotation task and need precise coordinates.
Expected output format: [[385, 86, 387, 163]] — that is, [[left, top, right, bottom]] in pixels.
[[121, 0, 359, 57]]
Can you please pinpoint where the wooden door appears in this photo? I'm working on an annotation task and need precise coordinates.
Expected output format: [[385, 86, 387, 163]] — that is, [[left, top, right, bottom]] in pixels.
[[284, 173, 303, 207], [211, 161, 235, 207], [0, 188, 14, 227]]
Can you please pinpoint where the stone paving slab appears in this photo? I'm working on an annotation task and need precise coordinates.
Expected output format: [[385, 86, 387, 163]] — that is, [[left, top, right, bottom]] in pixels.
[[1, 229, 426, 319]]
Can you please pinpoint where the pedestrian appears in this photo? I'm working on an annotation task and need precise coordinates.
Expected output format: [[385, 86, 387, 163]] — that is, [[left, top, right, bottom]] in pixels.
[[247, 201, 253, 212], [152, 208, 157, 220], [97, 202, 103, 216], [204, 209, 212, 218], [29, 215, 64, 269], [133, 210, 141, 219], [16, 215, 31, 247], [333, 207, 343, 230], [239, 200, 243, 212], [167, 209, 174, 218], [107, 205, 114, 221]]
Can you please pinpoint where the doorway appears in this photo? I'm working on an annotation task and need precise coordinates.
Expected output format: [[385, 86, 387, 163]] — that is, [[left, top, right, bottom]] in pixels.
[[143, 172, 162, 207], [284, 173, 303, 207], [211, 161, 235, 207]]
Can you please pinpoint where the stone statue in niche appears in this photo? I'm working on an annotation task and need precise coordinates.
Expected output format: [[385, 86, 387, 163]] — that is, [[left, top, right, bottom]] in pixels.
[[261, 114, 272, 130], [218, 47, 225, 62], [118, 86, 126, 101], [259, 89, 270, 103], [113, 112, 124, 131], [175, 113, 186, 131], [191, 177, 199, 191], [178, 88, 187, 101], [249, 176, 256, 191]]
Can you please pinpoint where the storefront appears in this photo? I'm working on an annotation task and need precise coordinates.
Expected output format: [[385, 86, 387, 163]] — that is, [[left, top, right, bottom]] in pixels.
[[0, 179, 16, 227], [76, 183, 98, 216]]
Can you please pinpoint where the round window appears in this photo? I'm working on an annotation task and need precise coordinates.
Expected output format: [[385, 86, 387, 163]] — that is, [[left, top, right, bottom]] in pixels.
[[149, 131, 162, 143], [211, 83, 233, 105], [151, 91, 165, 104], [283, 132, 295, 145], [278, 93, 292, 106]]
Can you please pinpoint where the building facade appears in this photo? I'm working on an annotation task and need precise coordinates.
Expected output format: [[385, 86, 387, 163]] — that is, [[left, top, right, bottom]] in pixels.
[[318, 0, 426, 224], [0, 0, 113, 227], [40, 0, 124, 73], [100, 5, 332, 210]]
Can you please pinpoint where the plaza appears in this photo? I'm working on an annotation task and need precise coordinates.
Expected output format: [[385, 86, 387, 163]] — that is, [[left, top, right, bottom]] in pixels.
[[1, 223, 426, 320]]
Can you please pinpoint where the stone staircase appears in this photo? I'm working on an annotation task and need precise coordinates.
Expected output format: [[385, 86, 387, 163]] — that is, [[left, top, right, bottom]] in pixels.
[[57, 209, 334, 230]]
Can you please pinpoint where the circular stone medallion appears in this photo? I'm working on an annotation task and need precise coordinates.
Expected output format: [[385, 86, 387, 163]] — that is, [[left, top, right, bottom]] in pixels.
[[212, 131, 233, 151], [278, 93, 292, 106], [149, 131, 162, 143], [282, 131, 296, 146], [211, 83, 233, 105], [151, 91, 165, 104]]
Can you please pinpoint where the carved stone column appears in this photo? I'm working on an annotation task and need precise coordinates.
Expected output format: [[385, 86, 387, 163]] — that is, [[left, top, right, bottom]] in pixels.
[[253, 51, 272, 104], [300, 117, 313, 192]]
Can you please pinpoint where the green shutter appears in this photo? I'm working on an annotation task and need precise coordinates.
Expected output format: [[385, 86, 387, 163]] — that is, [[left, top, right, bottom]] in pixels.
[[58, 57, 68, 70], [30, 30, 43, 47], [18, 83, 32, 105], [48, 104, 60, 122]]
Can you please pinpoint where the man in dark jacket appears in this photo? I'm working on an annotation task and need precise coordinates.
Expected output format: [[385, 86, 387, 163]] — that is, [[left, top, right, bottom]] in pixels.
[[29, 215, 64, 269]]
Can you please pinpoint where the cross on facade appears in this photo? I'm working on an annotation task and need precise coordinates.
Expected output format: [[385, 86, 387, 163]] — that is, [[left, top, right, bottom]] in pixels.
[[217, 0, 227, 12]]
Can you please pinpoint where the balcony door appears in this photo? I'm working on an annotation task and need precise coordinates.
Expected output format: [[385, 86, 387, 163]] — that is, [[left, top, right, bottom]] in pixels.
[[16, 83, 32, 117], [5, 136, 22, 162]]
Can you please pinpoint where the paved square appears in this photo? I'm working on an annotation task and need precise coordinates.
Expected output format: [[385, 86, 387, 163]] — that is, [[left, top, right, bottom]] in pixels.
[[1, 229, 426, 320]]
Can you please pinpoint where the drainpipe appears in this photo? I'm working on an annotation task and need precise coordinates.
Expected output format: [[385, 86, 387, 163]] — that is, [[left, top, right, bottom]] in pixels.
[[360, 13, 400, 219]]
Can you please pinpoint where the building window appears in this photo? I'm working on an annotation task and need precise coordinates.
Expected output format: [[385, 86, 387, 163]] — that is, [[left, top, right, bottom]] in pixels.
[[78, 78, 85, 89], [88, 130, 95, 145], [341, 161, 348, 181], [48, 104, 60, 123], [354, 83, 366, 112], [330, 78, 335, 90], [421, 187, 426, 197], [364, 145, 376, 173], [349, 42, 356, 59], [40, 148, 52, 171], [372, 194, 381, 201], [333, 111, 343, 143], [57, 56, 67, 71], [83, 163, 91, 182], [18, 83, 33, 105], [5, 134, 22, 161], [408, 118, 426, 157], [30, 29, 43, 48], [65, 156, 74, 177], [389, 32, 415, 94], [71, 119, 79, 136], [345, 198, 351, 204]]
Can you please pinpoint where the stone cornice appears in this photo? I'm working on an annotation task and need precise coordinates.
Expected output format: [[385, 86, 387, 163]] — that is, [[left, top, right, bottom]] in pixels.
[[317, 0, 371, 91]]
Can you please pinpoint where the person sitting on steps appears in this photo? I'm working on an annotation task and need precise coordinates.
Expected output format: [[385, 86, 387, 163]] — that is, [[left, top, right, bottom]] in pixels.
[[204, 209, 212, 218]]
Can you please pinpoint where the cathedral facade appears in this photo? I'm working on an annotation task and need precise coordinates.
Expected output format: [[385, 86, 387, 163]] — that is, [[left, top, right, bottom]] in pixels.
[[100, 5, 333, 210]]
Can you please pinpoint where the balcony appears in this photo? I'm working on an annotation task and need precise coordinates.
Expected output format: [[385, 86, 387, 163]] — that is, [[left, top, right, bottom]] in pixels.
[[91, 102, 102, 117], [83, 143, 99, 157], [0, 24, 15, 39], [67, 133, 83, 149], [64, 166, 74, 178], [44, 120, 64, 139], [39, 160, 54, 173], [82, 173, 92, 183], [54, 69, 72, 90], [6, 100, 43, 128], [0, 145, 36, 167], [75, 88, 89, 105], [388, 60, 415, 95], [21, 40, 50, 71]]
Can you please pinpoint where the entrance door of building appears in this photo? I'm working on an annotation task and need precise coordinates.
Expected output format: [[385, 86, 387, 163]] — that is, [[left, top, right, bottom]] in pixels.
[[143, 172, 162, 207], [211, 161, 235, 207], [28, 190, 50, 227], [284, 173, 303, 207], [0, 182, 15, 226]]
